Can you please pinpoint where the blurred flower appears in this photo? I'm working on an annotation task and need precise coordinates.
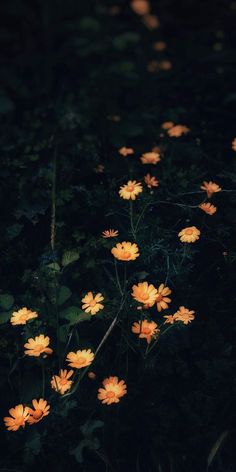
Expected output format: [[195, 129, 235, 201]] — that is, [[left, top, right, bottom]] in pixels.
[[132, 319, 159, 344], [108, 5, 121, 15], [27, 399, 50, 425], [51, 369, 74, 395], [24, 335, 53, 357], [119, 180, 143, 200], [130, 0, 150, 16], [88, 371, 96, 380], [174, 306, 195, 324], [155, 284, 172, 312], [111, 242, 139, 261], [82, 292, 104, 315], [94, 164, 105, 173], [132, 282, 157, 306], [144, 174, 159, 188], [163, 314, 176, 325], [10, 307, 38, 326], [107, 115, 121, 122], [98, 376, 127, 405], [167, 125, 190, 137], [199, 202, 217, 215], [158, 60, 172, 71], [178, 226, 200, 243], [66, 349, 95, 369], [147, 60, 159, 72], [4, 405, 29, 431], [152, 145, 161, 153], [200, 181, 222, 198], [102, 229, 119, 238], [232, 138, 236, 151], [143, 14, 160, 29], [118, 146, 134, 157], [140, 152, 161, 164], [161, 121, 174, 130], [153, 41, 167, 51]]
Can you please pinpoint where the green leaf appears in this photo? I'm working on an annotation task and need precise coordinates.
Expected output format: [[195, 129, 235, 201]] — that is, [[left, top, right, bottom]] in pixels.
[[62, 250, 80, 267], [7, 223, 24, 240], [0, 310, 12, 324], [0, 294, 14, 310], [58, 286, 72, 305], [46, 262, 61, 272], [60, 306, 91, 324]]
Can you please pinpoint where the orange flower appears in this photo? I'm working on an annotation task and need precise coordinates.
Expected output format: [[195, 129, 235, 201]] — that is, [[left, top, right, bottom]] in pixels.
[[199, 202, 217, 215], [10, 307, 38, 326], [163, 314, 176, 325], [167, 125, 190, 137], [24, 335, 53, 357], [143, 14, 160, 29], [27, 399, 50, 425], [119, 180, 143, 200], [200, 181, 222, 198], [111, 241, 139, 261], [178, 226, 200, 243], [159, 60, 172, 71], [174, 306, 195, 325], [51, 369, 74, 395], [232, 138, 236, 151], [132, 319, 159, 344], [130, 0, 150, 16], [82, 292, 104, 315], [140, 152, 161, 164], [98, 376, 127, 405], [4, 404, 29, 431], [155, 283, 172, 312], [118, 146, 134, 157], [161, 121, 174, 130], [88, 371, 96, 380], [144, 174, 159, 188], [132, 282, 157, 307], [102, 229, 119, 238], [66, 349, 95, 369]]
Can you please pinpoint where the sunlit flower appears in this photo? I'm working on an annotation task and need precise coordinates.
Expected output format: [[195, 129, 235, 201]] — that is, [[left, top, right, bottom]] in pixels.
[[178, 226, 200, 243], [94, 164, 105, 173], [119, 180, 143, 200], [199, 202, 217, 215], [159, 60, 172, 71], [111, 241, 139, 261], [66, 349, 95, 369], [102, 229, 119, 238], [144, 174, 159, 188], [200, 181, 222, 198], [24, 335, 53, 357], [167, 125, 190, 137], [82, 292, 104, 315], [131, 0, 150, 16], [155, 284, 172, 312], [27, 399, 50, 425], [132, 319, 159, 344], [161, 121, 174, 130], [232, 138, 236, 151], [163, 314, 176, 325], [51, 369, 74, 395], [10, 307, 38, 326], [153, 41, 167, 51], [174, 306, 195, 325], [143, 14, 160, 30], [132, 282, 157, 306], [4, 405, 29, 431], [140, 152, 161, 164], [88, 371, 96, 380], [118, 146, 134, 157], [98, 376, 127, 405]]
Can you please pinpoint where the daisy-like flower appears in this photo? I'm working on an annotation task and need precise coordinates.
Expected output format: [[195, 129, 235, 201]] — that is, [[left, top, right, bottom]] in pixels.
[[51, 369, 74, 395], [163, 314, 176, 325], [167, 125, 190, 137], [155, 284, 172, 312], [200, 181, 222, 198], [102, 229, 119, 238], [232, 138, 236, 151], [119, 180, 143, 200], [131, 0, 150, 16], [111, 242, 139, 261], [153, 41, 167, 51], [178, 226, 200, 243], [98, 376, 127, 405], [143, 14, 160, 30], [131, 282, 158, 307], [81, 292, 104, 315], [161, 121, 174, 130], [144, 174, 159, 188], [132, 319, 160, 344], [10, 307, 38, 326], [118, 146, 134, 157], [174, 306, 195, 325], [199, 202, 217, 215], [4, 405, 29, 431], [24, 335, 53, 357], [140, 152, 161, 165], [66, 349, 95, 369], [27, 399, 50, 425]]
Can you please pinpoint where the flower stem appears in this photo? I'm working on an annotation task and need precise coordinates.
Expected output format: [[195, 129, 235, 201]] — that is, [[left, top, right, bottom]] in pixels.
[[129, 200, 136, 240]]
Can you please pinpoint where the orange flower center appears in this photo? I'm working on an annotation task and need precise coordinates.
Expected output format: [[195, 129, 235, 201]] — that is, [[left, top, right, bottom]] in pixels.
[[127, 185, 135, 192], [32, 409, 43, 420], [34, 344, 44, 353], [15, 416, 25, 426], [60, 378, 69, 385], [185, 229, 193, 235], [90, 300, 97, 307], [122, 251, 131, 259], [76, 356, 85, 364], [20, 314, 28, 322], [156, 293, 163, 302], [142, 327, 151, 335], [106, 390, 116, 399], [140, 293, 149, 301]]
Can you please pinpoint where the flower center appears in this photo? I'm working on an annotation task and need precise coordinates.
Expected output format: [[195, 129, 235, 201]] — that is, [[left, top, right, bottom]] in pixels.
[[106, 391, 115, 399], [142, 327, 151, 335], [122, 251, 131, 259], [156, 294, 163, 302], [127, 185, 135, 192], [15, 416, 25, 426], [76, 356, 85, 365], [90, 300, 97, 307], [34, 344, 44, 352], [60, 378, 68, 385], [20, 314, 28, 322], [32, 409, 43, 420], [140, 293, 149, 301], [185, 229, 193, 235]]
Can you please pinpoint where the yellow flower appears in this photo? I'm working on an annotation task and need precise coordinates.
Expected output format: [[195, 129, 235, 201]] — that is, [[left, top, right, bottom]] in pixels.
[[161, 121, 174, 130], [200, 181, 222, 198], [174, 306, 195, 325], [10, 307, 38, 326], [163, 314, 176, 325], [155, 284, 172, 312], [111, 241, 139, 261], [27, 399, 50, 425], [51, 369, 74, 395], [81, 292, 104, 315], [167, 125, 190, 137], [4, 404, 29, 431], [98, 376, 127, 405], [140, 152, 161, 164], [24, 335, 53, 357], [66, 349, 95, 369], [102, 229, 119, 238], [178, 226, 200, 243], [119, 180, 143, 200], [132, 319, 159, 344], [118, 146, 134, 157], [144, 174, 159, 188], [131, 282, 157, 306], [232, 138, 236, 151], [199, 202, 217, 215]]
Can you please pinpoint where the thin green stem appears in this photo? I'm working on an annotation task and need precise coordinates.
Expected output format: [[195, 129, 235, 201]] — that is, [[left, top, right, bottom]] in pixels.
[[129, 200, 136, 240], [41, 361, 45, 398], [114, 259, 123, 296]]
